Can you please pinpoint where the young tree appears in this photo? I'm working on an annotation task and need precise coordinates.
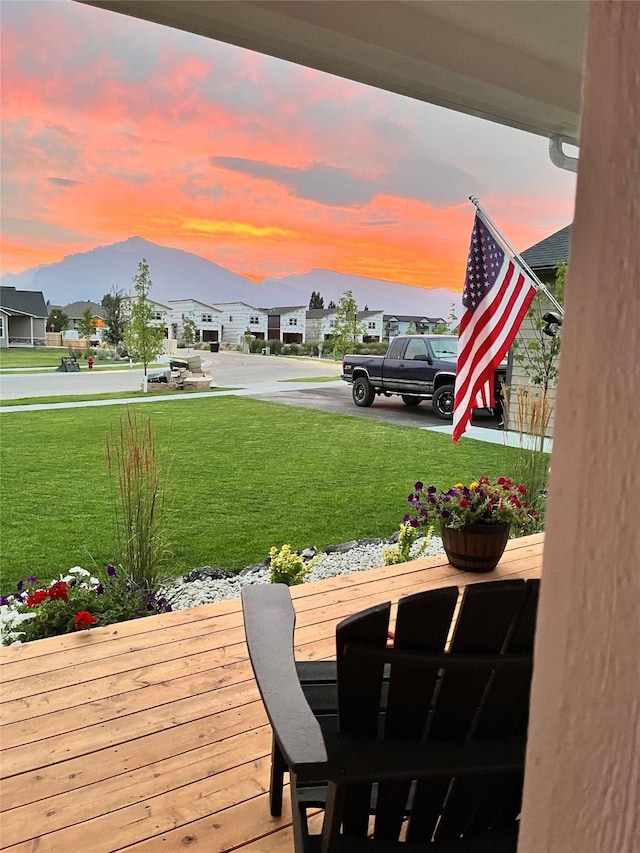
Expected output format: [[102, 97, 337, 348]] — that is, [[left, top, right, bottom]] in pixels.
[[327, 300, 336, 309], [76, 307, 97, 339], [512, 263, 565, 395], [123, 259, 166, 392], [309, 290, 325, 309], [181, 314, 198, 352], [433, 302, 459, 334], [331, 289, 366, 358], [101, 289, 126, 347], [47, 308, 69, 332]]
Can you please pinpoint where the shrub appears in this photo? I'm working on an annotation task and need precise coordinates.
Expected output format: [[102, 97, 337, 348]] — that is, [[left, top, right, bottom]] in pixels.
[[268, 544, 318, 586], [383, 522, 433, 565], [267, 339, 283, 355]]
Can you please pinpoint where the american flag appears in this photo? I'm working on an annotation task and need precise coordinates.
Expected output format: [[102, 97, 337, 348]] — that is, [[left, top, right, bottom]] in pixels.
[[452, 213, 537, 444]]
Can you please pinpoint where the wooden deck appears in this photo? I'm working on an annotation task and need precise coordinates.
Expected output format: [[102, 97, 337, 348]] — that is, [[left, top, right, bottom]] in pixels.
[[0, 534, 543, 852]]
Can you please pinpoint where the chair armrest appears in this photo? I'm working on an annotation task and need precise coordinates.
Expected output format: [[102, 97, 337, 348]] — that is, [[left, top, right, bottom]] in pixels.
[[241, 584, 328, 779]]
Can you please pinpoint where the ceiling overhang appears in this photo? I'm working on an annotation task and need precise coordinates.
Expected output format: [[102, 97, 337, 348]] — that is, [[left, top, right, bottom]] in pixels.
[[80, 0, 587, 145]]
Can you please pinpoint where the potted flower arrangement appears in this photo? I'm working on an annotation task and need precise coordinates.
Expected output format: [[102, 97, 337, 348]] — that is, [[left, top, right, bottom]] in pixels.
[[403, 476, 537, 572]]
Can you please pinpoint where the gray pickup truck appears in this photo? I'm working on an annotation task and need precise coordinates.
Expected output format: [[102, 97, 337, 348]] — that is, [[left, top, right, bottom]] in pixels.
[[341, 334, 505, 420]]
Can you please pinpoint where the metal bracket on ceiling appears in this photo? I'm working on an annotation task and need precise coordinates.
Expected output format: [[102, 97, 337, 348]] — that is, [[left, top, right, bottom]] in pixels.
[[549, 136, 579, 172]]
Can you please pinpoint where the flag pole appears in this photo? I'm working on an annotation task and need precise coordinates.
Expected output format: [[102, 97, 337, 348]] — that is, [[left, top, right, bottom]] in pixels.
[[469, 196, 565, 316]]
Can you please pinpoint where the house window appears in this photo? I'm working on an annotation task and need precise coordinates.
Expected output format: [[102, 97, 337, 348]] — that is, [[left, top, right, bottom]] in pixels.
[[329, 319, 335, 328], [229, 315, 233, 322], [250, 316, 260, 324], [0, 315, 4, 338], [368, 321, 376, 329], [153, 311, 163, 321], [288, 318, 297, 326], [201, 313, 213, 322]]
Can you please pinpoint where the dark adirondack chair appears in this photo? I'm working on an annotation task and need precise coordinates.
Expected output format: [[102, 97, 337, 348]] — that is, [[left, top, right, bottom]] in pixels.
[[242, 578, 539, 852]]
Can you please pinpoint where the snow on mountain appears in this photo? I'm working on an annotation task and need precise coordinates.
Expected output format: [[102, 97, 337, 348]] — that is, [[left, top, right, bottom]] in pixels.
[[1, 237, 460, 317]]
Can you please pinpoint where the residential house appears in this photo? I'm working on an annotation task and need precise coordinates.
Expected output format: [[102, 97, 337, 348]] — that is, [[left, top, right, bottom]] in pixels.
[[358, 309, 384, 342], [263, 305, 306, 344], [0, 286, 48, 348], [213, 301, 268, 345], [507, 224, 571, 437], [167, 298, 222, 343], [61, 301, 107, 340], [383, 314, 445, 340], [305, 308, 337, 342]]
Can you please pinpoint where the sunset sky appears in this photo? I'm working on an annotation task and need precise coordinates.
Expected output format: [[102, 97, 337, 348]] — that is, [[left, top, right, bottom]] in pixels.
[[1, 0, 577, 292]]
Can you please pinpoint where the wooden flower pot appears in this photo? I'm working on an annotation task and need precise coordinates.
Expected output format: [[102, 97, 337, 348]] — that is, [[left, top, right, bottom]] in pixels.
[[441, 522, 511, 572]]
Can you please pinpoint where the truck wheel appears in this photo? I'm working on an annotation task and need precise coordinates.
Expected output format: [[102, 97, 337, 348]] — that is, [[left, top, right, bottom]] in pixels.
[[432, 384, 455, 419], [401, 395, 421, 407], [353, 376, 375, 407]]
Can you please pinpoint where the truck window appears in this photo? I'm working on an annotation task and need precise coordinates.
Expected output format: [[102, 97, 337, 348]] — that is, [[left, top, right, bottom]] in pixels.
[[387, 337, 406, 360], [404, 338, 430, 361]]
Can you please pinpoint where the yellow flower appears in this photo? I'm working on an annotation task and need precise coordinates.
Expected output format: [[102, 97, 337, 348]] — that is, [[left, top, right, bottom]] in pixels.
[[454, 483, 464, 490], [469, 481, 479, 490]]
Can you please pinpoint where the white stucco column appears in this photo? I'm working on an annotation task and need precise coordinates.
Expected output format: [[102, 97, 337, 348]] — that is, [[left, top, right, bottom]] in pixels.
[[519, 2, 640, 851]]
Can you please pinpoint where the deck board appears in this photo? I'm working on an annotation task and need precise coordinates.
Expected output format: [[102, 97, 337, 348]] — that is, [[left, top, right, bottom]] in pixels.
[[0, 534, 543, 851]]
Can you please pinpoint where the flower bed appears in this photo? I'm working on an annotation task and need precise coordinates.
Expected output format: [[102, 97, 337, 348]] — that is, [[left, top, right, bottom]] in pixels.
[[0, 565, 172, 646]]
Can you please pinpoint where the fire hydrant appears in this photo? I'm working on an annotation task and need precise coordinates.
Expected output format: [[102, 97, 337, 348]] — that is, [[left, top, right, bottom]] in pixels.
[[87, 355, 94, 370]]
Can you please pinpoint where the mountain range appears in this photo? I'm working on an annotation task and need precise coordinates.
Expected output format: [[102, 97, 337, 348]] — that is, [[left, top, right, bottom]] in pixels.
[[1, 236, 461, 318]]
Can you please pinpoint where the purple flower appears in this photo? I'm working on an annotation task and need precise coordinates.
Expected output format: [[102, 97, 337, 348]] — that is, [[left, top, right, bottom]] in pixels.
[[95, 584, 104, 595], [414, 481, 424, 491], [409, 518, 420, 528], [0, 596, 8, 606], [441, 509, 451, 519], [402, 514, 410, 523], [106, 564, 116, 577], [16, 581, 24, 592], [26, 576, 39, 584]]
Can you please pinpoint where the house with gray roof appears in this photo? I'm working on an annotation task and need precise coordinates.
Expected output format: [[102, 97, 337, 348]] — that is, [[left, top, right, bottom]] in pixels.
[[0, 286, 48, 348], [383, 314, 445, 341], [521, 224, 571, 284]]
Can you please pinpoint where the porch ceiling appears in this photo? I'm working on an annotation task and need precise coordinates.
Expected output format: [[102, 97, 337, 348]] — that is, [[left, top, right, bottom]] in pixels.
[[79, 0, 587, 144]]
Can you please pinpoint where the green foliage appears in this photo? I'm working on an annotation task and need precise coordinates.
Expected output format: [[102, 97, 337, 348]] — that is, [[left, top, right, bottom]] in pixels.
[[309, 290, 324, 309], [47, 309, 69, 332], [383, 522, 432, 565], [512, 264, 564, 394], [331, 289, 366, 358], [267, 338, 283, 354], [182, 315, 199, 352], [101, 289, 126, 346], [327, 300, 336, 309], [268, 544, 318, 586], [104, 411, 170, 593], [433, 303, 459, 334], [122, 259, 166, 384], [76, 307, 97, 339], [406, 322, 417, 334]]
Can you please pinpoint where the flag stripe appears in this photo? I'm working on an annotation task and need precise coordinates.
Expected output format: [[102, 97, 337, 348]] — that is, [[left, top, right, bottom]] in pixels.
[[452, 214, 537, 444]]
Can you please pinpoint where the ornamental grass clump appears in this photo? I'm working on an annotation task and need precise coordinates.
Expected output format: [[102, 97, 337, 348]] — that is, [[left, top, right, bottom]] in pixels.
[[105, 411, 170, 593], [404, 476, 538, 535], [0, 565, 172, 645]]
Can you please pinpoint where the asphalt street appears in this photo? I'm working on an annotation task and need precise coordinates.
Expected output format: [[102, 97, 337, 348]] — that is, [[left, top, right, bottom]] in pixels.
[[0, 350, 501, 434]]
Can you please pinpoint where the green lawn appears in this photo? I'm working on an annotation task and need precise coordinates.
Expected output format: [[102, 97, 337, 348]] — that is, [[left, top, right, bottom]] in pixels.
[[0, 387, 235, 407], [0, 347, 71, 369], [0, 397, 520, 594]]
